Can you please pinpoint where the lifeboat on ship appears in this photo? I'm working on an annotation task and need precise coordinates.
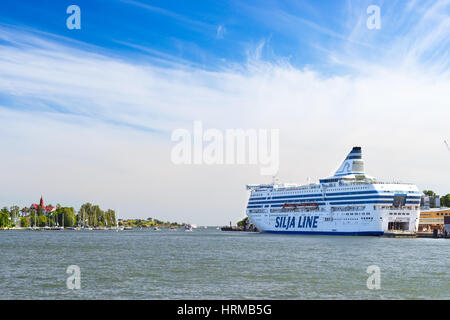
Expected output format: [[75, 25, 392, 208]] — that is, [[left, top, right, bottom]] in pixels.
[[281, 203, 319, 210], [282, 203, 318, 208]]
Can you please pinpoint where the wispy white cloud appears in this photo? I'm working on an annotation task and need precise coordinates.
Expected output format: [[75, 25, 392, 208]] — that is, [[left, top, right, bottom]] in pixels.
[[234, 0, 450, 76], [120, 0, 216, 33], [337, 0, 450, 75], [113, 40, 206, 70], [216, 25, 226, 39]]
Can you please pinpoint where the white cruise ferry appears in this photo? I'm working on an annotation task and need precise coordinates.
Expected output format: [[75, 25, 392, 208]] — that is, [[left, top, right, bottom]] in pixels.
[[246, 147, 421, 236]]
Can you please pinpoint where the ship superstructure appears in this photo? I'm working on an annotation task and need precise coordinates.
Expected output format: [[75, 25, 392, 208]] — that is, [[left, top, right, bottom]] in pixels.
[[246, 147, 421, 235]]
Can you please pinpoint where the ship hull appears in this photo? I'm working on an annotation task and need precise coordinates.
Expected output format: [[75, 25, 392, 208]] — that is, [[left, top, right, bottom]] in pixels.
[[248, 209, 388, 236], [246, 187, 421, 236], [264, 230, 384, 236]]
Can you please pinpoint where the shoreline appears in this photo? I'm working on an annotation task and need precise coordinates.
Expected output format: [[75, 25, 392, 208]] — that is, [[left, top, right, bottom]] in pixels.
[[2, 227, 449, 239]]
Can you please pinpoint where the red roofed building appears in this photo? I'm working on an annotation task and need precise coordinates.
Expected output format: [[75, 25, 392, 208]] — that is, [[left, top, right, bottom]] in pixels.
[[30, 196, 55, 213]]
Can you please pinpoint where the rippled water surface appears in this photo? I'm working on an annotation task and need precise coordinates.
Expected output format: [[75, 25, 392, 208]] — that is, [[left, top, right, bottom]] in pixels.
[[0, 229, 448, 299]]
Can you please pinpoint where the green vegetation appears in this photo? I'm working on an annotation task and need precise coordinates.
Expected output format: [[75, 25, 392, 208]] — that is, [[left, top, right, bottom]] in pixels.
[[0, 201, 184, 229], [236, 216, 258, 231], [0, 202, 116, 229], [0, 208, 10, 228], [54, 207, 76, 227], [77, 203, 116, 227], [37, 215, 47, 227], [119, 218, 185, 228], [237, 217, 249, 228], [20, 217, 29, 228], [423, 190, 437, 197], [441, 194, 450, 207]]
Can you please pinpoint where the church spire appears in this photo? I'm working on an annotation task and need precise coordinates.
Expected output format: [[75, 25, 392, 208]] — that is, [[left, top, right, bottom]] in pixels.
[[40, 195, 44, 208]]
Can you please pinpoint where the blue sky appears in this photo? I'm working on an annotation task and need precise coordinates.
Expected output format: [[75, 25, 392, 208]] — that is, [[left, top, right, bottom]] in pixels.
[[0, 0, 407, 71], [0, 1, 449, 223], [0, 0, 343, 68], [1, 0, 448, 76], [2, 0, 449, 76]]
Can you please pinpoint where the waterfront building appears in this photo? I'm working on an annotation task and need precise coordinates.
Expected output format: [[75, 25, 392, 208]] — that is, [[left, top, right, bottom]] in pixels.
[[444, 216, 450, 234], [418, 208, 450, 231], [30, 196, 55, 214], [420, 195, 441, 209]]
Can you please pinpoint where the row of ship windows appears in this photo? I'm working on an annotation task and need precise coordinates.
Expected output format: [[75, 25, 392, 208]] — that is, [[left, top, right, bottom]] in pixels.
[[332, 218, 373, 221], [270, 187, 371, 195], [343, 212, 371, 215], [330, 187, 370, 191], [420, 212, 450, 216], [389, 212, 410, 216], [254, 186, 370, 196], [323, 217, 373, 221], [253, 190, 417, 197], [255, 190, 418, 197]]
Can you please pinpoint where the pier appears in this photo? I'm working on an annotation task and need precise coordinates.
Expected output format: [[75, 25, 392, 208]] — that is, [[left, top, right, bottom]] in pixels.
[[382, 230, 450, 238], [417, 231, 450, 239], [220, 226, 258, 232], [382, 231, 417, 238]]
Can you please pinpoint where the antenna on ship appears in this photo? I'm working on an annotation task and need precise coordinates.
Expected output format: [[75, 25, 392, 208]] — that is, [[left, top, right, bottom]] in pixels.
[[445, 140, 450, 152], [271, 172, 279, 185]]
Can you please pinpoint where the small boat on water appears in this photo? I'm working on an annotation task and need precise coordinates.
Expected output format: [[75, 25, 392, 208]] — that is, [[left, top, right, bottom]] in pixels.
[[153, 227, 160, 231], [123, 226, 133, 230], [184, 224, 193, 232]]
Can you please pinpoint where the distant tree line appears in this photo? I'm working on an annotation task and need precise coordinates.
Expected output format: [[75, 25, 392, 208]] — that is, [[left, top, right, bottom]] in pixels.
[[77, 203, 116, 227], [119, 217, 185, 228], [440, 195, 450, 207], [0, 203, 116, 228]]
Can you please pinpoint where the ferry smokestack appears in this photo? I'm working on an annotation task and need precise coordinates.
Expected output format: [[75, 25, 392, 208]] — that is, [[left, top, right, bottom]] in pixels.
[[333, 147, 364, 177]]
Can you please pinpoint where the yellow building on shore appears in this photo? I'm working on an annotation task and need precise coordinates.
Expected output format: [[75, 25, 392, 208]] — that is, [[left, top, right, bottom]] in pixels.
[[418, 208, 450, 231]]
